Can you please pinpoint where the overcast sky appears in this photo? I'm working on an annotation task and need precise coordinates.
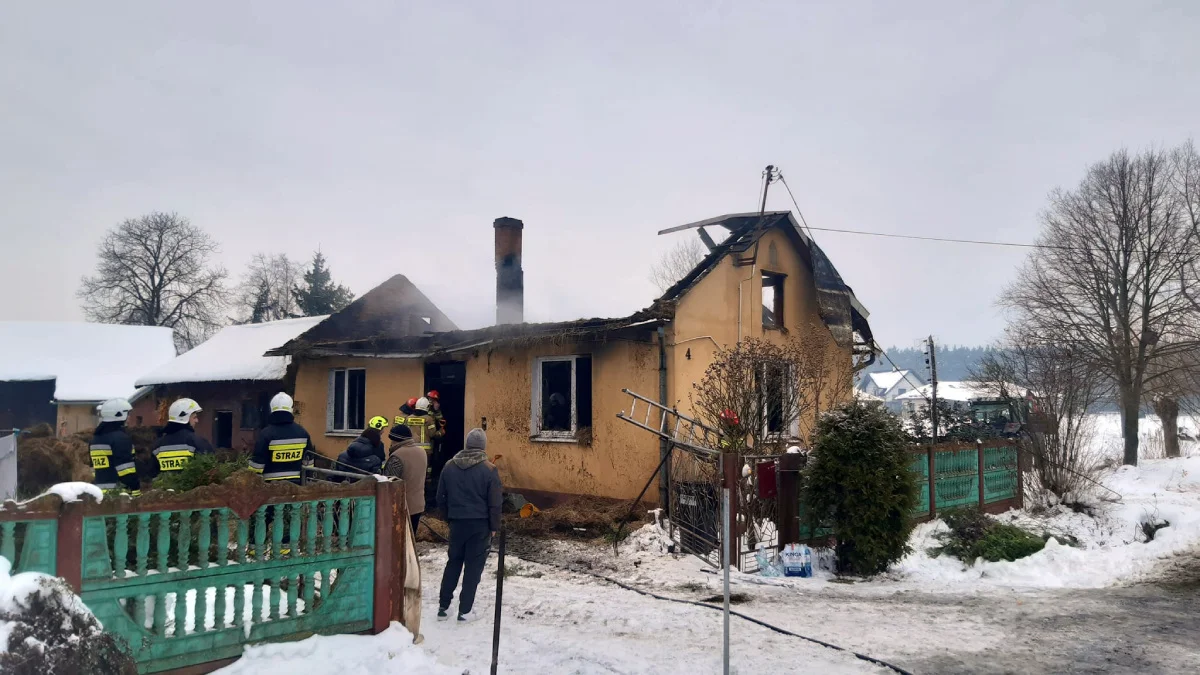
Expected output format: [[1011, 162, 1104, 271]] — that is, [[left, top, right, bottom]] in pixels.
[[2, 1, 1198, 350]]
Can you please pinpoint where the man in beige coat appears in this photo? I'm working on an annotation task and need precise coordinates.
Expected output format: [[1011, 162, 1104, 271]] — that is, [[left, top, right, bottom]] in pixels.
[[383, 423, 427, 535]]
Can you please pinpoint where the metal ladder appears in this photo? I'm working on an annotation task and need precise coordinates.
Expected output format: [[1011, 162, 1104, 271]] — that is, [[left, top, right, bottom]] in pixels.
[[615, 388, 718, 454]]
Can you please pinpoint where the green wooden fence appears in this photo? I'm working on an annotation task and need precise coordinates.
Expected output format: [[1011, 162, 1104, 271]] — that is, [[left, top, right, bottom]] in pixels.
[[909, 441, 1022, 520], [0, 472, 412, 674]]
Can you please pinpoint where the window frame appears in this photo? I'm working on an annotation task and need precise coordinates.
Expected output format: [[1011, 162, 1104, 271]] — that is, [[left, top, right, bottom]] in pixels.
[[327, 367, 367, 435], [531, 355, 588, 442], [759, 361, 801, 440], [761, 271, 786, 330]]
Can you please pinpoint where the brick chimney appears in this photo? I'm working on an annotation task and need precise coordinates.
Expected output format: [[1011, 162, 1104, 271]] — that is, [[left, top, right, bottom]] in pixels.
[[494, 217, 524, 325]]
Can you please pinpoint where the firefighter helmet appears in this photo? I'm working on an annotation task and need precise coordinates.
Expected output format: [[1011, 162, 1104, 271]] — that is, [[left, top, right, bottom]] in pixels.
[[270, 392, 294, 413], [416, 397, 431, 412], [368, 415, 389, 430], [168, 398, 202, 424], [98, 398, 132, 423]]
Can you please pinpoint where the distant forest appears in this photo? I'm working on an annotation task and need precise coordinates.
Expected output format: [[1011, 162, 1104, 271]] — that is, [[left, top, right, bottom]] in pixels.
[[859, 345, 993, 384]]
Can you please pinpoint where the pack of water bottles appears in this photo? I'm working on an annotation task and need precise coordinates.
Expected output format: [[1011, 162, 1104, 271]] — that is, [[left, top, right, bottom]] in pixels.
[[778, 543, 813, 578]]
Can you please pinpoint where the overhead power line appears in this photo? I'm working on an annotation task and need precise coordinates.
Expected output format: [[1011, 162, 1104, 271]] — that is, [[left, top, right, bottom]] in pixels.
[[805, 225, 1054, 250]]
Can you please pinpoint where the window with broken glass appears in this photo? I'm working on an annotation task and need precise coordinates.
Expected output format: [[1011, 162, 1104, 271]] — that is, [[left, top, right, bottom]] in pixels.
[[532, 355, 592, 440]]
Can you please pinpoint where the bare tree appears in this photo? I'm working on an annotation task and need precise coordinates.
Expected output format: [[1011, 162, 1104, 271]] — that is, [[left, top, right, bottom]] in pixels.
[[1002, 144, 1200, 465], [690, 334, 853, 455], [974, 325, 1108, 502], [649, 237, 708, 293], [77, 212, 227, 351], [1142, 347, 1200, 458], [234, 253, 301, 323]]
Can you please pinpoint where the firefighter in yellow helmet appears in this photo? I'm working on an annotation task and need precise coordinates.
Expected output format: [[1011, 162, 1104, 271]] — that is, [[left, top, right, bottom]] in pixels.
[[338, 415, 389, 475]]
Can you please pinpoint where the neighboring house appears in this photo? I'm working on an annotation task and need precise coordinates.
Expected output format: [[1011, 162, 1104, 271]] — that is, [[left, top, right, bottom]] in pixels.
[[896, 381, 1034, 426], [133, 316, 327, 450], [0, 322, 176, 434], [861, 369, 925, 412], [268, 212, 873, 504]]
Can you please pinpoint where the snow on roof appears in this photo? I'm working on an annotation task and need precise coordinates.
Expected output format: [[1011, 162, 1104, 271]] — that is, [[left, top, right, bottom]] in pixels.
[[867, 370, 915, 391], [0, 322, 176, 402], [854, 388, 885, 402], [895, 381, 1030, 402], [136, 316, 327, 386]]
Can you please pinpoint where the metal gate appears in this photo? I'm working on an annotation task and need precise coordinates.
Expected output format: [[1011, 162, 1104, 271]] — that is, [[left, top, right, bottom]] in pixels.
[[617, 389, 725, 567], [667, 444, 722, 566]]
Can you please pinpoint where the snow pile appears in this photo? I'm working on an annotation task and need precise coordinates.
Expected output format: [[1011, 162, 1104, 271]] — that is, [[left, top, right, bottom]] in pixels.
[[215, 623, 460, 675], [894, 455, 1200, 589], [623, 521, 676, 555], [136, 316, 327, 386], [43, 482, 104, 504], [0, 321, 176, 402]]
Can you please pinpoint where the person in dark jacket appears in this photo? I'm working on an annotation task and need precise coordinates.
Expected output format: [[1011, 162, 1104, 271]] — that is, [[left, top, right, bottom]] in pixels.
[[249, 393, 315, 484], [436, 428, 502, 623], [338, 416, 388, 476], [91, 398, 141, 496], [150, 398, 213, 480]]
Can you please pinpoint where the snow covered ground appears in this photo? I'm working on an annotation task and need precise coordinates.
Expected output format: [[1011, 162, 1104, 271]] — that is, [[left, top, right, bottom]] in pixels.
[[18, 413, 1200, 673]]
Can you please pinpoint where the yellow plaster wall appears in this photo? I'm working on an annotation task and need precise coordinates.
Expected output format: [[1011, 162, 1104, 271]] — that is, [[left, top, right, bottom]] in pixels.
[[460, 338, 661, 501], [291, 356, 425, 458]]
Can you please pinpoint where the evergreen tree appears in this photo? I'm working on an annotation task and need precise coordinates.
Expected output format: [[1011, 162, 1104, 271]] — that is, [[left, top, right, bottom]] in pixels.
[[805, 401, 919, 576], [294, 251, 354, 316]]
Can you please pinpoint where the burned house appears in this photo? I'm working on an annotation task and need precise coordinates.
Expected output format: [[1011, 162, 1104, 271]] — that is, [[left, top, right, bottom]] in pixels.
[[269, 213, 873, 504]]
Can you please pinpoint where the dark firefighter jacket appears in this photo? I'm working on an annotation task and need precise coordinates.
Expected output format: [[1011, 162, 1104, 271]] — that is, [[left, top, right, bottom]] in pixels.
[[249, 411, 314, 484], [90, 424, 141, 495], [151, 423, 214, 478]]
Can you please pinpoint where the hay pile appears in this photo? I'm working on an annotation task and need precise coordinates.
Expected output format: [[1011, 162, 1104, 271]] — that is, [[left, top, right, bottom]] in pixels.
[[415, 496, 650, 543], [16, 425, 92, 499], [14, 425, 161, 499], [503, 495, 649, 540]]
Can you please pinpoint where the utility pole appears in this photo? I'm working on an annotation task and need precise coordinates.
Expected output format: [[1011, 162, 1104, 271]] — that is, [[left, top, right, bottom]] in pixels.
[[927, 335, 940, 442], [759, 165, 777, 215]]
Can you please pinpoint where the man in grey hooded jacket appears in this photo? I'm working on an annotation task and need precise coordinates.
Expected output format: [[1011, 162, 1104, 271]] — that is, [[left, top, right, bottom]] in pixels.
[[435, 428, 502, 622]]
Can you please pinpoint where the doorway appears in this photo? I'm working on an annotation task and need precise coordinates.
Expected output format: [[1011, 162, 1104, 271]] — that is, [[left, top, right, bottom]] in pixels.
[[424, 361, 466, 492], [214, 410, 234, 449]]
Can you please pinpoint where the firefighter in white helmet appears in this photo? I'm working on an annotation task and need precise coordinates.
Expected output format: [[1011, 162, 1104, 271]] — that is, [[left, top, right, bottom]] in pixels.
[[150, 398, 213, 479], [405, 396, 446, 507], [249, 392, 314, 484], [90, 398, 142, 496]]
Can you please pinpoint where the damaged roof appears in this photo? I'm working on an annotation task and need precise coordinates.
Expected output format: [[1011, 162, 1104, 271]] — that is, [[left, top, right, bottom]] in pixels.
[[268, 211, 872, 357], [268, 274, 458, 356], [276, 311, 666, 358], [658, 211, 873, 347]]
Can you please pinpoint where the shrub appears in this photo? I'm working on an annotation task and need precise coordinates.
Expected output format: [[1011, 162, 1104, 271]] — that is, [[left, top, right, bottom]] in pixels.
[[804, 401, 920, 576], [150, 451, 247, 492], [0, 572, 136, 674], [934, 507, 1047, 563]]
